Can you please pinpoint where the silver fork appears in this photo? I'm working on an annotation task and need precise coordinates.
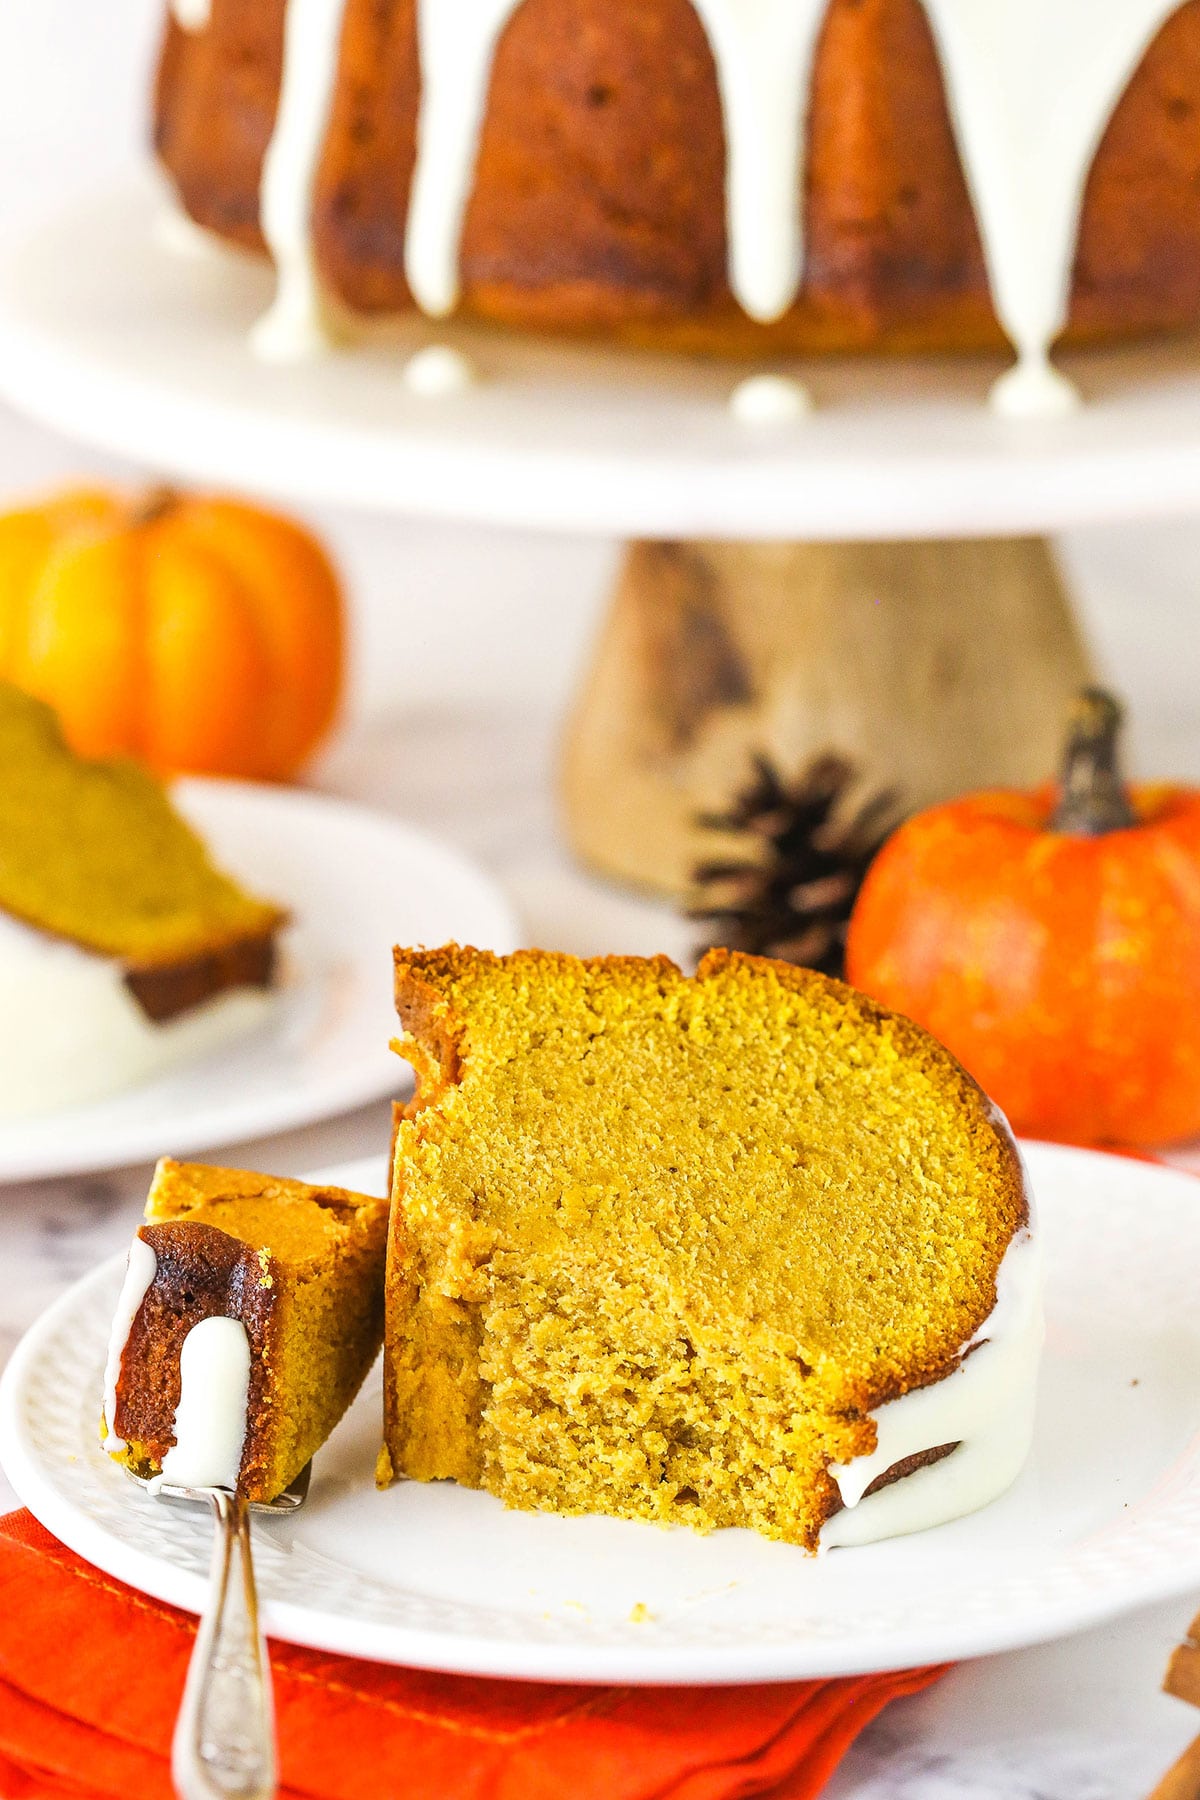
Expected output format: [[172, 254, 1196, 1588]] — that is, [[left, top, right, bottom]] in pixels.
[[142, 1465, 311, 1800]]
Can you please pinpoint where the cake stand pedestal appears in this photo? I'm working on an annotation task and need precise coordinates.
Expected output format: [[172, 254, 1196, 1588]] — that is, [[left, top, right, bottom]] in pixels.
[[1, 180, 1197, 894], [562, 535, 1089, 893]]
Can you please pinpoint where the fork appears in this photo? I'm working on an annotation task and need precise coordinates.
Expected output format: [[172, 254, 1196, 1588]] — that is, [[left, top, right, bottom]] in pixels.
[[146, 1465, 311, 1800]]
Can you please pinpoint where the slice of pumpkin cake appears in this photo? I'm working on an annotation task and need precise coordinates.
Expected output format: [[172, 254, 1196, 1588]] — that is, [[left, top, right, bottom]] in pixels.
[[382, 946, 1040, 1551], [0, 682, 285, 1117], [103, 1160, 389, 1501]]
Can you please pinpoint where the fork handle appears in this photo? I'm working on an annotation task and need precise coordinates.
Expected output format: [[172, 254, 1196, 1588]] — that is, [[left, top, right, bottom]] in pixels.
[[172, 1490, 277, 1800]]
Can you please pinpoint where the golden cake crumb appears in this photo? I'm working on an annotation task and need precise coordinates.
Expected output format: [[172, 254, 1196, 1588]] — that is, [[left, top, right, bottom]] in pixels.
[[382, 946, 1025, 1550]]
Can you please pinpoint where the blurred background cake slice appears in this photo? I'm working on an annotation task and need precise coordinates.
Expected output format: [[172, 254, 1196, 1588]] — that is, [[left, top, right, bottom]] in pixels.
[[0, 681, 287, 1117], [102, 1159, 389, 1501]]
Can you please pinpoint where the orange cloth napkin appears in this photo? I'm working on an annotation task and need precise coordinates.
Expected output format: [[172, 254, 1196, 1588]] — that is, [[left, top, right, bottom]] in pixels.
[[0, 1509, 944, 1800]]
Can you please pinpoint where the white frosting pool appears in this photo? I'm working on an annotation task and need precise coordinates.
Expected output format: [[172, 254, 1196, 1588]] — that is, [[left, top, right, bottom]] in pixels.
[[820, 1141, 1043, 1550], [0, 913, 275, 1120], [151, 1316, 253, 1493]]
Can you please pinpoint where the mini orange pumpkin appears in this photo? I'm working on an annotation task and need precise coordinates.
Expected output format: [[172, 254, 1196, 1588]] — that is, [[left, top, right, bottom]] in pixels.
[[845, 689, 1200, 1147], [0, 486, 345, 780]]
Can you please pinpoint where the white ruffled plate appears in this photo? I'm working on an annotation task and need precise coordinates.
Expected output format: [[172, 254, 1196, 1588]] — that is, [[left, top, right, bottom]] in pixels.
[[3, 1142, 1200, 1683], [0, 780, 519, 1182]]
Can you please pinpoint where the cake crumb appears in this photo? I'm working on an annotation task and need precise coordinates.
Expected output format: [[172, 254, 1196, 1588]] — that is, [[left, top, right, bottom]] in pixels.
[[257, 1247, 274, 1288], [629, 1602, 655, 1624]]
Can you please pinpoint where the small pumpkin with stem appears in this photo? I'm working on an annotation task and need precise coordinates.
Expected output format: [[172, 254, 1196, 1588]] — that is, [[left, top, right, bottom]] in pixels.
[[846, 688, 1200, 1146], [0, 485, 344, 780]]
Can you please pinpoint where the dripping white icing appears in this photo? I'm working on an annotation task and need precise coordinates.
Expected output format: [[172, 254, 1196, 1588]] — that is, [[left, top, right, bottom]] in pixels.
[[251, 0, 348, 361], [403, 343, 477, 396], [404, 0, 523, 318], [249, 0, 1182, 396], [920, 0, 1181, 416], [820, 1217, 1043, 1550], [151, 1317, 252, 1493], [688, 0, 829, 322], [102, 1235, 158, 1454], [170, 0, 212, 29], [729, 372, 812, 424]]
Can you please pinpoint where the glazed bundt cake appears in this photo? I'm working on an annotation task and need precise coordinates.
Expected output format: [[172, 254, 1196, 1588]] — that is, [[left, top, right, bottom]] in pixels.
[[155, 0, 1200, 407], [382, 946, 1040, 1550], [103, 1159, 389, 1501]]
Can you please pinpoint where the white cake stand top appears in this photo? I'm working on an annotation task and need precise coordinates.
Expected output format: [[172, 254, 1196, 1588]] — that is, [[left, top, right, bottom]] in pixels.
[[2, 181, 1200, 540]]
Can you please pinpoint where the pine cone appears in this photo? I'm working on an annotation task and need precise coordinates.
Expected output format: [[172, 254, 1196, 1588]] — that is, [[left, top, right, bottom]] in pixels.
[[686, 752, 902, 979]]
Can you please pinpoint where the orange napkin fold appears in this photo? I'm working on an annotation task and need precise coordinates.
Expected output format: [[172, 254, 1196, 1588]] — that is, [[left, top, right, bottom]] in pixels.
[[0, 1509, 944, 1800]]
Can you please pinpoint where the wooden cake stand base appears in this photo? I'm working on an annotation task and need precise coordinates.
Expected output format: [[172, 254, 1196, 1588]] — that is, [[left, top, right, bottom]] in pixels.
[[562, 536, 1093, 896]]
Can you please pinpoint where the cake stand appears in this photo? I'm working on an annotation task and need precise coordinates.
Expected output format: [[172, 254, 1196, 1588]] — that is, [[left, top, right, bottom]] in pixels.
[[2, 179, 1198, 890]]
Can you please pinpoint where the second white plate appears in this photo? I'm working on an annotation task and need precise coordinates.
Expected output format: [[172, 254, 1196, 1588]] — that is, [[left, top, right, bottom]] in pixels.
[[3, 1142, 1200, 1683], [0, 780, 519, 1182]]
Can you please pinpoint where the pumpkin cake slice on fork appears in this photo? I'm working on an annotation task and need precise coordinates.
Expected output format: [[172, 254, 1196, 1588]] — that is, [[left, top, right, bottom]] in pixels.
[[0, 681, 286, 1117], [103, 1159, 390, 1501]]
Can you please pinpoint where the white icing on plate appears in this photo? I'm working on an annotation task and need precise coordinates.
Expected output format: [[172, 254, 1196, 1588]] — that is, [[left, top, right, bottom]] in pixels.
[[0, 911, 277, 1122], [402, 343, 476, 396], [729, 372, 812, 424], [822, 1225, 1044, 1549]]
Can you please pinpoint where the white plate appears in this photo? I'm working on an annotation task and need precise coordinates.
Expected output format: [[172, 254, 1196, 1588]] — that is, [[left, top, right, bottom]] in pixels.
[[4, 182, 1200, 541], [3, 1141, 1200, 1684], [0, 781, 518, 1183]]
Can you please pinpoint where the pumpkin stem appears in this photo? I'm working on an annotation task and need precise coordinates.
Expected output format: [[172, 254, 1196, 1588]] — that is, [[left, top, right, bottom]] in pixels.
[[1049, 687, 1138, 835], [130, 485, 179, 528]]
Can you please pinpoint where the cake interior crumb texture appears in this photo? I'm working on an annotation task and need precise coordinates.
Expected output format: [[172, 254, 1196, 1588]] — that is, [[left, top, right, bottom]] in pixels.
[[383, 946, 1025, 1550], [113, 1159, 389, 1501]]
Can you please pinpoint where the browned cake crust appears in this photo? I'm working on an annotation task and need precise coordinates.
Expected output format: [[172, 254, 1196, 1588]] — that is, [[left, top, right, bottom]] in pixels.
[[113, 1221, 280, 1491], [111, 1161, 390, 1501], [123, 933, 277, 1023], [154, 0, 1200, 354]]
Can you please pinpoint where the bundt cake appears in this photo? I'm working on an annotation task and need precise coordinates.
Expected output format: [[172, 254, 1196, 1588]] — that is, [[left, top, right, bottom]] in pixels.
[[382, 945, 1041, 1550], [103, 1159, 389, 1501], [154, 0, 1200, 409], [0, 682, 284, 1118]]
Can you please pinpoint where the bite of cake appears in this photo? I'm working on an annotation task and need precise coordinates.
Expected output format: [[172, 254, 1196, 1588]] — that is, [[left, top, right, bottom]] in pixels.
[[382, 945, 1041, 1551], [103, 1159, 389, 1501], [0, 683, 286, 1118]]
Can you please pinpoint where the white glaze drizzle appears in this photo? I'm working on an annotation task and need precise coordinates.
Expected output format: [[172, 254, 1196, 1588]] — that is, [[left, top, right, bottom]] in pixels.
[[102, 1235, 158, 1454], [403, 343, 477, 396], [151, 1316, 252, 1493], [821, 1153, 1043, 1549], [170, 0, 211, 29], [920, 0, 1181, 415], [688, 0, 829, 322], [405, 0, 524, 318], [249, 0, 1180, 404], [251, 0, 348, 361]]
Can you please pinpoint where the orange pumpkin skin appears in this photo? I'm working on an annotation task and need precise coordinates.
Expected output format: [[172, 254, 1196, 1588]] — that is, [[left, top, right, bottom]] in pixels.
[[0, 488, 344, 781], [845, 784, 1200, 1147]]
